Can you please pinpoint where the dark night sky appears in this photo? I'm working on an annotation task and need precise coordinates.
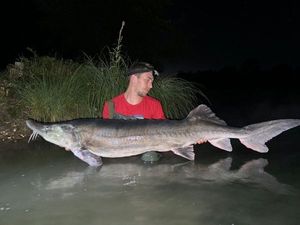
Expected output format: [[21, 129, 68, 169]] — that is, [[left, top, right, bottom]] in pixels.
[[1, 0, 300, 73]]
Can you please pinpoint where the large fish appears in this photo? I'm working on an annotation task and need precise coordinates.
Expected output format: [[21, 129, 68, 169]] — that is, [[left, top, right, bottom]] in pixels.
[[26, 104, 300, 167]]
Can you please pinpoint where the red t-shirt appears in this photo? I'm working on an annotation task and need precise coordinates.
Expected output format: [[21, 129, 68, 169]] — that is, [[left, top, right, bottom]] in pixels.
[[102, 93, 165, 119]]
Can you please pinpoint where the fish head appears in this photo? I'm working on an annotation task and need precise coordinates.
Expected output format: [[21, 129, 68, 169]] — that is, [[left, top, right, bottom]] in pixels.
[[26, 119, 79, 149]]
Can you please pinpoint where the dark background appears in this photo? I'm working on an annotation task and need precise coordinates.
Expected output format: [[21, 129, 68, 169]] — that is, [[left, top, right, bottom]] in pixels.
[[1, 0, 299, 120], [2, 0, 299, 70]]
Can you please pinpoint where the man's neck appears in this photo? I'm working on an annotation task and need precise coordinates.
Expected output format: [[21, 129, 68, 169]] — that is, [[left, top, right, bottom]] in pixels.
[[124, 90, 143, 105]]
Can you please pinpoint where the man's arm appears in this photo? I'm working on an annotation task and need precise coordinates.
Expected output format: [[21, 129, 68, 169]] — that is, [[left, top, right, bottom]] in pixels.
[[102, 101, 109, 119]]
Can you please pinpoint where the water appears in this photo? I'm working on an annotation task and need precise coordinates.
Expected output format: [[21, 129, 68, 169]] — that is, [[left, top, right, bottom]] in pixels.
[[0, 135, 300, 225]]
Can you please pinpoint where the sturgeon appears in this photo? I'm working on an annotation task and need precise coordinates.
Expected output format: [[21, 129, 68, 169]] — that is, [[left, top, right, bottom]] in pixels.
[[26, 104, 300, 167]]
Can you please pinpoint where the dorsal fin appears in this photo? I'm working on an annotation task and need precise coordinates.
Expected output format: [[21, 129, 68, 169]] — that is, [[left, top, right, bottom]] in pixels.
[[186, 104, 227, 125]]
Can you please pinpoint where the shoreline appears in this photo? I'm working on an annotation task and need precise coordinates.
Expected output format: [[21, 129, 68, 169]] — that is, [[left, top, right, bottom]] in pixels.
[[0, 93, 31, 143], [0, 118, 31, 143]]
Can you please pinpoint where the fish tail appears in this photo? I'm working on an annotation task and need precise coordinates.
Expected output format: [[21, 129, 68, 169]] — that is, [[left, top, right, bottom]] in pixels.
[[239, 119, 300, 152]]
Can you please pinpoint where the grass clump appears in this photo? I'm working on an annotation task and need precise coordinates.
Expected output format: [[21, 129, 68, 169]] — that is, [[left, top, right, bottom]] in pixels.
[[150, 76, 205, 119], [73, 55, 128, 118], [17, 55, 85, 121]]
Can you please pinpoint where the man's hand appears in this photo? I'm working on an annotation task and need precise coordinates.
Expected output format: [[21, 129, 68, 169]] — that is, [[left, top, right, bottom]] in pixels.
[[197, 139, 207, 144]]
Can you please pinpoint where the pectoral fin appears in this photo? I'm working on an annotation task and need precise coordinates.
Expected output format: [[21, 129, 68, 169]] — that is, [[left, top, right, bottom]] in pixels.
[[71, 148, 103, 167], [172, 146, 195, 160]]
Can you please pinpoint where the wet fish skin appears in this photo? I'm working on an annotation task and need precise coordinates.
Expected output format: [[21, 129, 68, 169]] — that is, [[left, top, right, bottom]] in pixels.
[[26, 105, 300, 167]]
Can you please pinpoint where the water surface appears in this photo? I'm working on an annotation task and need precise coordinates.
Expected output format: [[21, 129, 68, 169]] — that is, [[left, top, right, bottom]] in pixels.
[[0, 134, 299, 225]]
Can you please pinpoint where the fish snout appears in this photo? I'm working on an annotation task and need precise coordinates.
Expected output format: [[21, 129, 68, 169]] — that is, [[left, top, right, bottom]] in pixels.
[[26, 119, 34, 129], [26, 119, 44, 132]]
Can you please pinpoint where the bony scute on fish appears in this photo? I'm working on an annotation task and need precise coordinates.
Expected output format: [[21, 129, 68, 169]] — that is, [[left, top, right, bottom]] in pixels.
[[26, 104, 300, 167]]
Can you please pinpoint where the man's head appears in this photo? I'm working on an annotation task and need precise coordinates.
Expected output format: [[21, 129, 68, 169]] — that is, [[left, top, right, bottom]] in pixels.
[[127, 62, 158, 97], [127, 62, 159, 77]]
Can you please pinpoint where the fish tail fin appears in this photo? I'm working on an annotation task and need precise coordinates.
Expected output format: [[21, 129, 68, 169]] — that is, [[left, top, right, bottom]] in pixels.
[[239, 119, 300, 153]]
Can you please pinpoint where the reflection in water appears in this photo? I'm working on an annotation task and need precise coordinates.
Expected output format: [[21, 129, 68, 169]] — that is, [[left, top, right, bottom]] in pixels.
[[42, 157, 293, 195], [0, 142, 299, 225]]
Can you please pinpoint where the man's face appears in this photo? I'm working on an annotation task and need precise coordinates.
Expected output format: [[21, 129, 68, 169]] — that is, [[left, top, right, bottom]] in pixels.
[[135, 72, 154, 97]]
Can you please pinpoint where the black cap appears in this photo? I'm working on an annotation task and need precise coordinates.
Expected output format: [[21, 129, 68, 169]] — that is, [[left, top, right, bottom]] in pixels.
[[127, 62, 159, 76]]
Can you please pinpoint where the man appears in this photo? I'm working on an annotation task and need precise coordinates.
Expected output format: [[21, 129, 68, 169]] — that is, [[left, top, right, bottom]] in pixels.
[[102, 62, 165, 120], [102, 62, 165, 162], [102, 62, 206, 162]]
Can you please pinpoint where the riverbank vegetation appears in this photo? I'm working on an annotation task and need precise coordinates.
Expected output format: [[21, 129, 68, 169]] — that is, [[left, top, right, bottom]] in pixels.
[[12, 51, 201, 121], [0, 25, 204, 142]]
